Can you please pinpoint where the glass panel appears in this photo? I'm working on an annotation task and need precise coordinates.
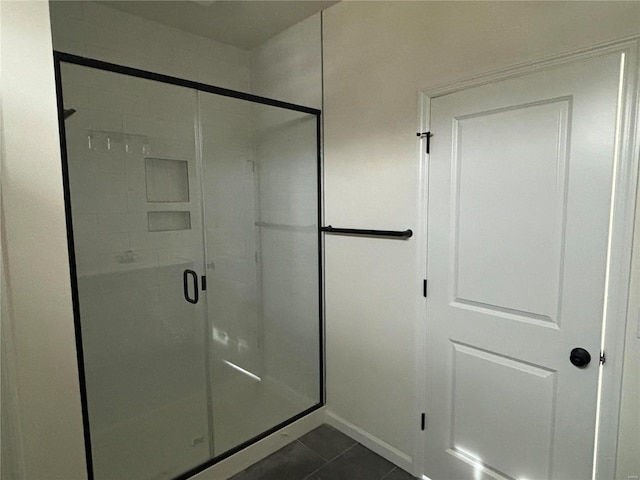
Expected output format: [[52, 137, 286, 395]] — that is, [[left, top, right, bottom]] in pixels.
[[199, 93, 320, 455], [60, 63, 211, 480], [61, 60, 321, 479]]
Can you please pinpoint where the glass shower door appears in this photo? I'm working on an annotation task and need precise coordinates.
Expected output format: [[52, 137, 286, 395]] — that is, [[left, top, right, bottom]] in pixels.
[[58, 55, 322, 480], [60, 63, 212, 480], [199, 93, 321, 455]]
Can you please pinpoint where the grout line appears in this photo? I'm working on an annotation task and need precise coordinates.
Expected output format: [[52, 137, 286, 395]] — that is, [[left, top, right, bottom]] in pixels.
[[294, 438, 329, 463], [301, 442, 360, 480], [380, 466, 399, 480], [297, 429, 357, 462]]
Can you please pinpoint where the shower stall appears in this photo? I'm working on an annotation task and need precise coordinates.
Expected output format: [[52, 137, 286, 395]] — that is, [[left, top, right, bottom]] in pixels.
[[54, 52, 322, 480]]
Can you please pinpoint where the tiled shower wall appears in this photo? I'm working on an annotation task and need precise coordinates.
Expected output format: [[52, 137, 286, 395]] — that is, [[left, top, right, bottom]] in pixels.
[[62, 63, 203, 276], [51, 0, 257, 367], [50, 0, 253, 275]]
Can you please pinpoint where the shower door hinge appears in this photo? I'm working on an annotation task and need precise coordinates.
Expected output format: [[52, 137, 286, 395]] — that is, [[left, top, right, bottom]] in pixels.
[[201, 275, 207, 291], [416, 131, 432, 154], [600, 351, 606, 365], [421, 413, 426, 431], [423, 279, 428, 298]]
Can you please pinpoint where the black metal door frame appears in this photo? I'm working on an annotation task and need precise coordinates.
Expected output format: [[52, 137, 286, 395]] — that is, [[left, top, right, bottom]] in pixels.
[[53, 50, 325, 480]]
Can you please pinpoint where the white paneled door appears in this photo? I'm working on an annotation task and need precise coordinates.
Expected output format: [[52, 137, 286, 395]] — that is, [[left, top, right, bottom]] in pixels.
[[424, 51, 627, 480]]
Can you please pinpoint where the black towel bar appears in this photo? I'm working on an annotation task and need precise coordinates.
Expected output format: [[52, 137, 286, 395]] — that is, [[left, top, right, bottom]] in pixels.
[[320, 226, 413, 239]]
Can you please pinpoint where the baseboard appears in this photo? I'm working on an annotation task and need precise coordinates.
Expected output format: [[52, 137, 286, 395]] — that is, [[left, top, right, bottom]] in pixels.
[[325, 410, 414, 474], [191, 407, 326, 480]]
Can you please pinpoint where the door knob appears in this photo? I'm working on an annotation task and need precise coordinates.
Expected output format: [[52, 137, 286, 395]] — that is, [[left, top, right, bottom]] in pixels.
[[570, 347, 591, 368]]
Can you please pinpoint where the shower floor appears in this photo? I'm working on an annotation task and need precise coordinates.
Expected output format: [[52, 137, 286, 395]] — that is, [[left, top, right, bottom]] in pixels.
[[86, 351, 315, 480], [211, 358, 316, 455]]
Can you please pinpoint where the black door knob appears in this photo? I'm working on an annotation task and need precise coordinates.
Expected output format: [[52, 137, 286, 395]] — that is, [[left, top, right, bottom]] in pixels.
[[570, 347, 591, 368]]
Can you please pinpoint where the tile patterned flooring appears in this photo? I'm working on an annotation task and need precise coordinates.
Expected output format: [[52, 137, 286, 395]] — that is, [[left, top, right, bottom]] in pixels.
[[230, 424, 418, 480]]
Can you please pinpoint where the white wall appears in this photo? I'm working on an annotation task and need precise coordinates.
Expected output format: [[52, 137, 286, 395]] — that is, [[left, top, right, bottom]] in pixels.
[[0, 2, 87, 478], [250, 13, 323, 109], [49, 1, 250, 91], [616, 181, 640, 480], [322, 0, 640, 472], [1, 69, 23, 480]]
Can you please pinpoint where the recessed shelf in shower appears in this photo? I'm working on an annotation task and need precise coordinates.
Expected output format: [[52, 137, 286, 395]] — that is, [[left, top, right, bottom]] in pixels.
[[145, 157, 190, 203], [147, 211, 191, 232]]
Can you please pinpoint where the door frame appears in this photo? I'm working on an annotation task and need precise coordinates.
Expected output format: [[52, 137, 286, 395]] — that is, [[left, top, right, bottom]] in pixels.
[[413, 36, 640, 480]]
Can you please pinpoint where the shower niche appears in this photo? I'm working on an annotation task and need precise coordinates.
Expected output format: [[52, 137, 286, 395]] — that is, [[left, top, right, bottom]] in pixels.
[[56, 53, 322, 480]]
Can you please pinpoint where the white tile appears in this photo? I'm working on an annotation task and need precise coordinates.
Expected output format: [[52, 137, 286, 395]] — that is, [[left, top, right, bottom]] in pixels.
[[82, 68, 124, 94], [68, 161, 95, 187], [113, 10, 151, 38], [139, 20, 183, 51], [181, 230, 204, 249], [86, 87, 125, 115], [194, 36, 247, 66], [72, 213, 98, 243], [74, 250, 102, 276], [85, 108, 123, 133], [130, 230, 184, 250], [49, 0, 84, 22], [86, 44, 123, 66], [95, 193, 128, 214], [49, 12, 84, 38], [98, 213, 147, 234], [52, 33, 85, 56], [198, 60, 249, 91], [127, 189, 146, 214], [61, 63, 92, 89], [82, 21, 119, 50], [100, 249, 158, 273], [96, 173, 128, 196], [82, 2, 121, 28], [160, 247, 201, 266], [124, 154, 145, 176], [95, 232, 131, 253], [126, 173, 146, 191], [65, 136, 92, 166], [123, 113, 164, 138], [120, 93, 152, 117], [90, 150, 126, 175], [62, 84, 90, 110], [166, 48, 201, 83]]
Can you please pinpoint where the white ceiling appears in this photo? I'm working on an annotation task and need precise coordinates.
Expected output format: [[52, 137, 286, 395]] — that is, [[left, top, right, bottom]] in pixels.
[[101, 1, 338, 50]]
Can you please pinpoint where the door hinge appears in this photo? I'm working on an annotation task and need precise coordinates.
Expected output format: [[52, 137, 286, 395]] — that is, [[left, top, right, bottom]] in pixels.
[[421, 413, 426, 431], [416, 131, 432, 154], [423, 279, 428, 298], [201, 275, 207, 291], [600, 351, 606, 365]]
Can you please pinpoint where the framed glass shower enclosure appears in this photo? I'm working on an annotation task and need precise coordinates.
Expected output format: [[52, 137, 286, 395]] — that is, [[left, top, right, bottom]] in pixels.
[[54, 52, 323, 480]]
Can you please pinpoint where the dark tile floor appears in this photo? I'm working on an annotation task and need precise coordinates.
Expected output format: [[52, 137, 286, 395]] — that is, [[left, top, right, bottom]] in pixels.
[[230, 424, 418, 480]]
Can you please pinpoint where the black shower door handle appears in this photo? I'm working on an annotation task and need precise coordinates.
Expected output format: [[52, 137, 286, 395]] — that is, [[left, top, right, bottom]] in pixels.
[[183, 269, 199, 304]]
